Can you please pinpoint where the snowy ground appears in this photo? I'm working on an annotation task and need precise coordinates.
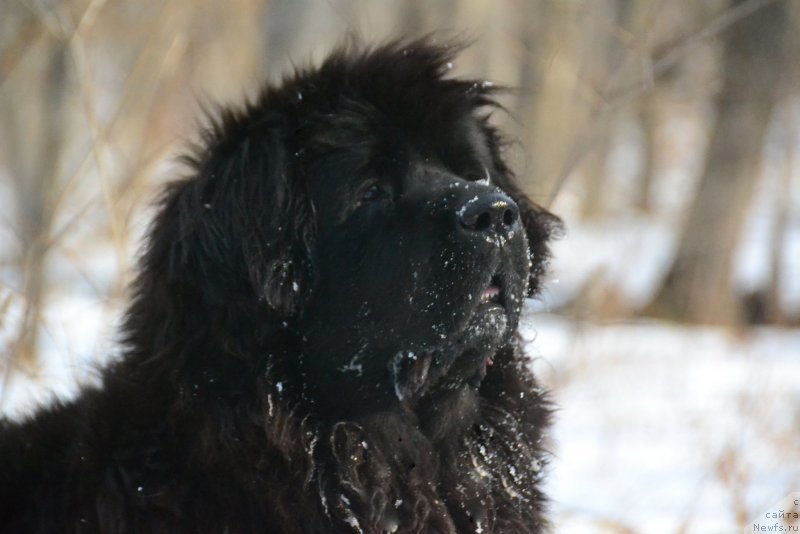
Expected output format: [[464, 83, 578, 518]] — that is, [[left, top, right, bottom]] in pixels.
[[522, 310, 800, 533]]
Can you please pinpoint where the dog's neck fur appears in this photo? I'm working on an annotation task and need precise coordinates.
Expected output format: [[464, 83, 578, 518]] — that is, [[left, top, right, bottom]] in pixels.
[[112, 261, 547, 532]]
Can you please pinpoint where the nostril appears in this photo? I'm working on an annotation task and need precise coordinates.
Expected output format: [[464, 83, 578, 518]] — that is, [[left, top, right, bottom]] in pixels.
[[473, 212, 492, 232], [502, 208, 515, 227]]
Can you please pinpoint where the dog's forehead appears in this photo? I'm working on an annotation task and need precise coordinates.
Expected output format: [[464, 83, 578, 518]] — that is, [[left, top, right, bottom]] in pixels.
[[300, 104, 492, 181]]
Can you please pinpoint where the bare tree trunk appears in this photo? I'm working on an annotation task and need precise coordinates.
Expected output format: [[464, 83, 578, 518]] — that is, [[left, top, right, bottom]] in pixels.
[[263, 0, 308, 80], [766, 3, 800, 325], [649, 0, 788, 324], [400, 0, 425, 34], [765, 143, 793, 324], [522, 1, 584, 201], [635, 89, 659, 212], [578, 0, 624, 220], [512, 0, 542, 200], [579, 132, 612, 219]]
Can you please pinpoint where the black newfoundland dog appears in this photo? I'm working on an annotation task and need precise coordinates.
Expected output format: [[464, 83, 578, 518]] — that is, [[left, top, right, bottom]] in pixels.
[[1, 40, 558, 533]]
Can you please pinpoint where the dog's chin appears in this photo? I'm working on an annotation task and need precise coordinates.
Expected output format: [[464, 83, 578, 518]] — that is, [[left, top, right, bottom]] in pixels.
[[460, 267, 521, 346], [455, 304, 510, 384], [464, 302, 510, 343], [391, 282, 520, 403]]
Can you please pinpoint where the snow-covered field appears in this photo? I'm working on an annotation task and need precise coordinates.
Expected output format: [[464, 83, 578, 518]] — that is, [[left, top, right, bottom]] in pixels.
[[523, 311, 800, 533]]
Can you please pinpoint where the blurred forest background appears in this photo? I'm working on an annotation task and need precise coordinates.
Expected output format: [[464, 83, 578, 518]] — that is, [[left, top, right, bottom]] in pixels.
[[1, 0, 799, 532]]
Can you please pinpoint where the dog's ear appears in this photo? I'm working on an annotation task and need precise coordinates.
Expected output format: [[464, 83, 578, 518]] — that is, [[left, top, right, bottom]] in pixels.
[[510, 188, 562, 297], [151, 110, 314, 317]]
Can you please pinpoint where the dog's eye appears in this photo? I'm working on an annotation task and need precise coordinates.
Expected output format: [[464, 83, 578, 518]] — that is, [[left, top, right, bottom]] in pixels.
[[360, 184, 385, 204]]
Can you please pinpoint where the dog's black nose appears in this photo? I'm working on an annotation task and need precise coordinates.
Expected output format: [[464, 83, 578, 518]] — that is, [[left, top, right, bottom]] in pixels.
[[458, 192, 519, 237]]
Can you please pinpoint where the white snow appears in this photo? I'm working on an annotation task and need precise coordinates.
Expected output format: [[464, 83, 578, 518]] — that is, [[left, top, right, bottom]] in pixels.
[[522, 308, 800, 533], [0, 287, 122, 420]]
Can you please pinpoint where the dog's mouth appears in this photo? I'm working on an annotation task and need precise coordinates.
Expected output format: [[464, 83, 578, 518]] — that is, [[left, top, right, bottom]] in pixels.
[[478, 273, 505, 309], [390, 274, 500, 402], [390, 271, 518, 403]]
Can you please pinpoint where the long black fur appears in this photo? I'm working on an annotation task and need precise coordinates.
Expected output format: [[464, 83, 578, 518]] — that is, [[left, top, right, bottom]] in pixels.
[[0, 39, 559, 533]]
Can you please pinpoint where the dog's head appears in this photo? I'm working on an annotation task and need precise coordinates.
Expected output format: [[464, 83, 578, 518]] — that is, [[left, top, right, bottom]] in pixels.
[[151, 40, 559, 413]]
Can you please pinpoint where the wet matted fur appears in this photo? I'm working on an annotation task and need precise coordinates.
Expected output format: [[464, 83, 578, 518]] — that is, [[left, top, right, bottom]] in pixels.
[[0, 40, 559, 533]]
